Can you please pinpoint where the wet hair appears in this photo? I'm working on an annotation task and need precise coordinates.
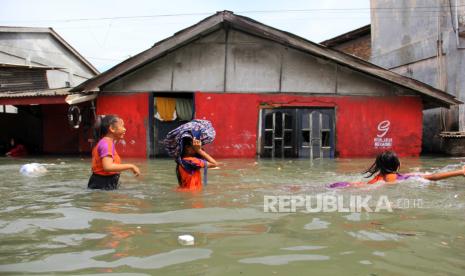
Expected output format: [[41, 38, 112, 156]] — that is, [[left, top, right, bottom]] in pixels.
[[364, 150, 400, 178], [176, 137, 194, 184], [180, 137, 193, 156], [94, 114, 120, 139], [182, 137, 193, 148]]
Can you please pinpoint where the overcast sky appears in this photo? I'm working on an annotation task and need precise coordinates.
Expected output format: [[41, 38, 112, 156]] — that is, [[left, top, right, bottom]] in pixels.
[[0, 0, 370, 72]]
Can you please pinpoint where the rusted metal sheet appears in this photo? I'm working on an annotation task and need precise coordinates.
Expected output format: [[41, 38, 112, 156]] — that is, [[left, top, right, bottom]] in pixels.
[[0, 67, 48, 92], [0, 87, 70, 98], [320, 24, 371, 48]]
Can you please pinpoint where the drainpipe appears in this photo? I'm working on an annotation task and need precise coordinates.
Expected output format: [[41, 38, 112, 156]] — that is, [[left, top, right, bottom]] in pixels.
[[456, 0, 460, 47], [456, 0, 465, 49]]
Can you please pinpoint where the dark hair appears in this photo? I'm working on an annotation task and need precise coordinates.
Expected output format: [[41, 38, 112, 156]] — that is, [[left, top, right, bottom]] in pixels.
[[364, 150, 400, 178], [182, 137, 193, 147], [94, 114, 120, 139], [177, 137, 194, 185]]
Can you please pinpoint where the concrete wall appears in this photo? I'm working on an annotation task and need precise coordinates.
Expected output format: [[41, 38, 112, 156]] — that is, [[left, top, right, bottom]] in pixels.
[[371, 0, 465, 153], [103, 29, 404, 97], [195, 93, 423, 158]]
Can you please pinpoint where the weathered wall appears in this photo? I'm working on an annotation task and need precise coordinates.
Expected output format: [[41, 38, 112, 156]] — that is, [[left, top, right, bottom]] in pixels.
[[195, 93, 423, 158], [102, 29, 396, 97], [0, 67, 48, 92], [103, 30, 227, 92], [0, 31, 96, 84], [331, 35, 371, 60], [46, 69, 88, 89], [371, 0, 447, 62], [96, 93, 149, 158], [370, 0, 465, 153], [98, 26, 426, 158]]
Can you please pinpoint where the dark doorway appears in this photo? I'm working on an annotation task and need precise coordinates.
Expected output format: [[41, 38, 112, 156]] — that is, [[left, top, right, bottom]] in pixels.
[[151, 93, 194, 157], [154, 120, 185, 157], [260, 108, 335, 158]]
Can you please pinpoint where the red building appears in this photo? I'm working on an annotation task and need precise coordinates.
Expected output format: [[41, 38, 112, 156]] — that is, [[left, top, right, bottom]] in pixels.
[[72, 11, 460, 159], [0, 27, 99, 155]]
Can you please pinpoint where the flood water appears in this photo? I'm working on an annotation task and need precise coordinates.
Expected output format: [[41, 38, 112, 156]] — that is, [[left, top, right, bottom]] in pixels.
[[0, 156, 464, 275]]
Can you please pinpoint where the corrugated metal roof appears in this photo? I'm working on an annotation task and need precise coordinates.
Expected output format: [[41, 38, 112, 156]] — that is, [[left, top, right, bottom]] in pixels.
[[71, 11, 461, 109], [0, 63, 63, 70], [0, 87, 70, 98]]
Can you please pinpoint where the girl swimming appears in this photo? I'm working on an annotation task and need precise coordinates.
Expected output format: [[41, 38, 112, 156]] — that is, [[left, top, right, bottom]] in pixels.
[[329, 150, 464, 188]]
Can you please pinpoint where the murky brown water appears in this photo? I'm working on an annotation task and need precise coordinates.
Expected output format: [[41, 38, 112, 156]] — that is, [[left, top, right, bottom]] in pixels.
[[0, 156, 464, 275]]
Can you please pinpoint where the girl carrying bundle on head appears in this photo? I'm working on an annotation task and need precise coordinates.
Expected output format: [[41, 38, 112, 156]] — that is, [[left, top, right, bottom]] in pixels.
[[176, 137, 218, 191]]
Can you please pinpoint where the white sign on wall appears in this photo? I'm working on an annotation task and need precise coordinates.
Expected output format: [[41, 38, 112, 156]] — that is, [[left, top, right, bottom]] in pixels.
[[374, 120, 392, 148]]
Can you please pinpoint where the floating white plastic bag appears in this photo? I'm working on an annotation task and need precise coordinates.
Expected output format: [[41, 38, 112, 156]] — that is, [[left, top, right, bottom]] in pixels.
[[178, 235, 195, 246], [19, 163, 47, 177]]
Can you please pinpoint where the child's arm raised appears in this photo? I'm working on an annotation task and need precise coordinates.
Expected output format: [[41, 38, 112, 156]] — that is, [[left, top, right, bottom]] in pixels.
[[102, 157, 140, 176], [422, 166, 465, 181], [193, 139, 218, 168]]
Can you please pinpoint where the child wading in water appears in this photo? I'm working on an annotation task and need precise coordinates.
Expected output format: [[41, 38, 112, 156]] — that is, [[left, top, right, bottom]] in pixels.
[[330, 150, 464, 188], [88, 115, 140, 190], [176, 137, 217, 191]]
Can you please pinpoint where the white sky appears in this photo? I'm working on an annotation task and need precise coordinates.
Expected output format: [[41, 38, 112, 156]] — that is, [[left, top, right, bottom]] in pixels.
[[0, 0, 370, 72]]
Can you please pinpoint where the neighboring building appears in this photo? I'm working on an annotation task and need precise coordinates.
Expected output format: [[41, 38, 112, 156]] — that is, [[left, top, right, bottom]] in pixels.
[[370, 0, 465, 153], [73, 11, 460, 159], [321, 24, 371, 60], [0, 27, 99, 155]]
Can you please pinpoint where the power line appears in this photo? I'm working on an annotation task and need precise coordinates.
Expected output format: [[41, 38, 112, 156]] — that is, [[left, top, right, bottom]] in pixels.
[[0, 43, 125, 61], [1, 5, 464, 23]]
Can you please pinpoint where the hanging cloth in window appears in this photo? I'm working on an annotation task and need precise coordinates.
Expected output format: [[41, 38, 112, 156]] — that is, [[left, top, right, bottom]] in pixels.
[[156, 97, 177, 121], [176, 98, 194, 121]]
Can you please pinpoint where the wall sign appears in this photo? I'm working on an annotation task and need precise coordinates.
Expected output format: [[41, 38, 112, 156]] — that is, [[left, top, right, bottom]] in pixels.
[[374, 120, 392, 148]]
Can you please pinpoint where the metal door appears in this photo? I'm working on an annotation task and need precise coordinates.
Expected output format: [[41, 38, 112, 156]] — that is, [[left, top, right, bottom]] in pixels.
[[260, 108, 335, 159], [261, 109, 297, 158], [298, 109, 335, 159]]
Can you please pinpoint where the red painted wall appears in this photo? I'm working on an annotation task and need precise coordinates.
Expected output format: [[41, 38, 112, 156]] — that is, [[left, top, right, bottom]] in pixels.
[[195, 93, 423, 158], [96, 93, 149, 158]]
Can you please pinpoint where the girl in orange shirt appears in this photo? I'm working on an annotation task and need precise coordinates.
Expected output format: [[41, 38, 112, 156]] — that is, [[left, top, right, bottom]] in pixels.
[[88, 115, 140, 190], [176, 137, 217, 191], [364, 150, 465, 184], [329, 150, 464, 188]]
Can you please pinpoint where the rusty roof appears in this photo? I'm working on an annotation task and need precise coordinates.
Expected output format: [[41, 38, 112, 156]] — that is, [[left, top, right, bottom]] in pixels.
[[320, 24, 371, 47], [0, 63, 64, 70], [71, 11, 461, 108], [0, 87, 70, 98]]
